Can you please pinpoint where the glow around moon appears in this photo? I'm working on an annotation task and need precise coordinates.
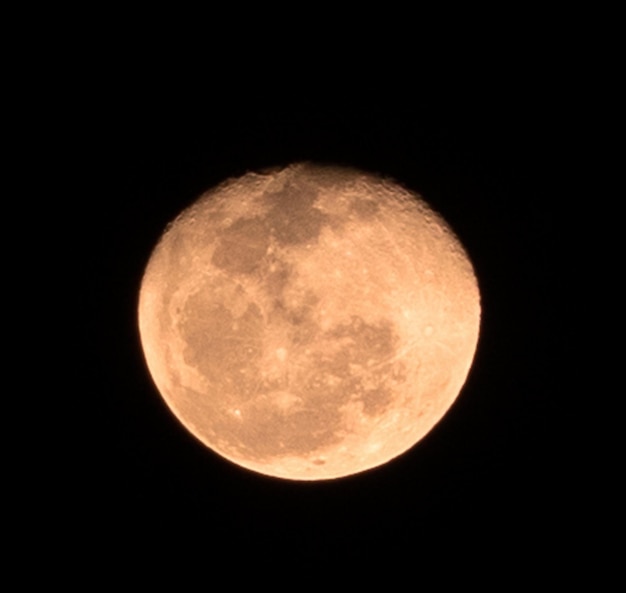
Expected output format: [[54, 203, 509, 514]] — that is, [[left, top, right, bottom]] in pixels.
[[138, 163, 480, 480]]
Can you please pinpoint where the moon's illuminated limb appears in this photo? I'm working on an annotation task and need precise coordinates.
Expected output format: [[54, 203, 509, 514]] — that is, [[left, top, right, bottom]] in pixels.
[[138, 163, 480, 480]]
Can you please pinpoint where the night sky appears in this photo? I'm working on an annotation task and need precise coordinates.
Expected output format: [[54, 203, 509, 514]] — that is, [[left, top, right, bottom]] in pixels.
[[73, 78, 572, 567]]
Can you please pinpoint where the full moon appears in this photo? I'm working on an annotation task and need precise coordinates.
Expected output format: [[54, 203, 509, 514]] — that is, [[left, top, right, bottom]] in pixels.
[[138, 163, 480, 480]]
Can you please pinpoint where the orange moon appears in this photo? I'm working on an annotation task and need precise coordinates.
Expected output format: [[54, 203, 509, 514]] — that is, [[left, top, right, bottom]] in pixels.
[[138, 163, 480, 480]]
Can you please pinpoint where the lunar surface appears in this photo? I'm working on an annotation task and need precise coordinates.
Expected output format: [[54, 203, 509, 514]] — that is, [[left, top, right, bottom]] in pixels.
[[138, 163, 480, 480]]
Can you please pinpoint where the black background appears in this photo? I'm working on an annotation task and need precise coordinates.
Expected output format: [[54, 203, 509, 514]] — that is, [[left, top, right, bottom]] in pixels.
[[71, 68, 574, 567]]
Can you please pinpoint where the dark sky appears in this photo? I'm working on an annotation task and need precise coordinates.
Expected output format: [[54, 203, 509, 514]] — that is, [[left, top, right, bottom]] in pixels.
[[74, 79, 572, 566]]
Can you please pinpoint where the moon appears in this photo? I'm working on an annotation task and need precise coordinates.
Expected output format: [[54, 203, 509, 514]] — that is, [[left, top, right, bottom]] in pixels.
[[138, 163, 480, 480]]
